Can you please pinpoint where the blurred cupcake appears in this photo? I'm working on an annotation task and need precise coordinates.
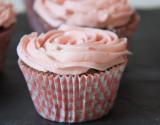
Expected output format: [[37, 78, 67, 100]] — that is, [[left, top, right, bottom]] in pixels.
[[0, 0, 16, 71], [25, 0, 140, 40], [17, 25, 129, 123]]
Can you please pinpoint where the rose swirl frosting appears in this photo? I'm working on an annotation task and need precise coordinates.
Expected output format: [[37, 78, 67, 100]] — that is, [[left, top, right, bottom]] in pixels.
[[17, 25, 129, 75], [0, 0, 16, 28], [34, 0, 134, 28]]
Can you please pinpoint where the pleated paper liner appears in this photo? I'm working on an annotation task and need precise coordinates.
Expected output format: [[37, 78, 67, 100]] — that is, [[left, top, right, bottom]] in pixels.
[[111, 13, 140, 42], [0, 25, 15, 72], [25, 0, 46, 33], [18, 60, 127, 123]]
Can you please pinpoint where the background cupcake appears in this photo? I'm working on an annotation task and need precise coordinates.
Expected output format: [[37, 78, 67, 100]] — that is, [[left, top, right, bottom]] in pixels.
[[25, 0, 140, 40], [17, 25, 129, 123], [0, 0, 16, 71]]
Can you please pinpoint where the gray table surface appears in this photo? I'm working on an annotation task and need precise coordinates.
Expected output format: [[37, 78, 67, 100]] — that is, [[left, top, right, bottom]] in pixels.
[[1, 10, 160, 125]]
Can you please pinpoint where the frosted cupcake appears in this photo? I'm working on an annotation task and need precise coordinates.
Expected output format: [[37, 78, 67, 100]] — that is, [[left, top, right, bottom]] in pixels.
[[25, 0, 140, 40], [0, 0, 16, 71], [17, 25, 129, 123]]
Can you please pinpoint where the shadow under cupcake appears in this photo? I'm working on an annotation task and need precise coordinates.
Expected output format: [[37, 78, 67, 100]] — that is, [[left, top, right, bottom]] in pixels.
[[25, 0, 140, 41]]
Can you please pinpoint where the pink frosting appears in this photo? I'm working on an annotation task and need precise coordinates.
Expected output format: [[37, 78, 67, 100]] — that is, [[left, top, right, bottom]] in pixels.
[[0, 0, 16, 28], [34, 0, 134, 28], [17, 25, 129, 75]]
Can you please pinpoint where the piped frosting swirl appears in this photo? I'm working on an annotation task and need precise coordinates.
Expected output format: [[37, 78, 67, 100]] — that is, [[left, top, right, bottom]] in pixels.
[[0, 0, 16, 28], [17, 25, 129, 75], [34, 0, 134, 28]]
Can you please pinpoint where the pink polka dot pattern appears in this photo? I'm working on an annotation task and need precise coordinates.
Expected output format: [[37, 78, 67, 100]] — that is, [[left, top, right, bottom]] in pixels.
[[18, 60, 126, 123]]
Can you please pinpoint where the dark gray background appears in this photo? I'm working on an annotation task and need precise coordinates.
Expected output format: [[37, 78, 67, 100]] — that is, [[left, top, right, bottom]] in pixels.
[[0, 10, 160, 125]]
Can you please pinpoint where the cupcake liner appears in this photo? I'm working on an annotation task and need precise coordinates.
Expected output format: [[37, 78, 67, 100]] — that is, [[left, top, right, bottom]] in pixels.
[[25, 0, 140, 40], [112, 13, 140, 41], [18, 60, 127, 123], [25, 0, 47, 33], [0, 25, 14, 72]]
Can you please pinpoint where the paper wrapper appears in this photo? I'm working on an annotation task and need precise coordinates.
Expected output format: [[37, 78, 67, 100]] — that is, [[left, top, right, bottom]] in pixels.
[[25, 0, 140, 41], [18, 60, 127, 123], [112, 13, 140, 42], [0, 25, 14, 72], [25, 0, 48, 33]]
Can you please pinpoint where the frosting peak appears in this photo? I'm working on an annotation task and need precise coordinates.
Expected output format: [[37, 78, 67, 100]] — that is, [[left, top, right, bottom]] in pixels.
[[34, 0, 134, 28], [0, 0, 16, 28], [17, 25, 129, 75]]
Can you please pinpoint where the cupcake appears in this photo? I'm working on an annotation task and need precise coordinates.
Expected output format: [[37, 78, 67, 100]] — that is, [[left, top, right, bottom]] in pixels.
[[25, 0, 140, 40], [17, 25, 129, 123], [0, 0, 16, 71]]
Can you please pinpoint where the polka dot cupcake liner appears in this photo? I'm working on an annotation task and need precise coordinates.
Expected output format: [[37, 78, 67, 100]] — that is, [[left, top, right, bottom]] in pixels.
[[18, 60, 127, 123]]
